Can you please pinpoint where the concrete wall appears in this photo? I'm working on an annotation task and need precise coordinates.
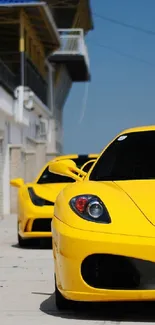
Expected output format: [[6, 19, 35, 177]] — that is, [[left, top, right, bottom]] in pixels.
[[0, 60, 69, 215], [9, 111, 44, 146], [23, 150, 36, 183], [3, 144, 10, 215], [9, 144, 56, 213], [26, 138, 47, 177], [0, 138, 3, 216], [45, 152, 58, 163], [0, 130, 58, 215]]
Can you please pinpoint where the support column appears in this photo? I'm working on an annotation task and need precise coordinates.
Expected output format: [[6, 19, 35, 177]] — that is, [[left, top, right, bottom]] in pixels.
[[14, 10, 25, 124], [20, 9, 25, 87], [10, 146, 23, 213]]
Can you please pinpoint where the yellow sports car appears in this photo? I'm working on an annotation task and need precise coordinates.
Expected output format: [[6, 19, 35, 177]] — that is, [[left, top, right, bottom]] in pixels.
[[49, 125, 155, 309], [10, 154, 98, 247]]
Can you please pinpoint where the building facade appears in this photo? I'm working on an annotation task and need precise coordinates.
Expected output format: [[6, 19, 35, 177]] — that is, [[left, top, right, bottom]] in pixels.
[[0, 0, 93, 215]]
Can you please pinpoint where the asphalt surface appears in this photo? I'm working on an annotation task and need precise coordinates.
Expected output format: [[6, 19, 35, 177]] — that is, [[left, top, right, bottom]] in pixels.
[[1, 214, 155, 325]]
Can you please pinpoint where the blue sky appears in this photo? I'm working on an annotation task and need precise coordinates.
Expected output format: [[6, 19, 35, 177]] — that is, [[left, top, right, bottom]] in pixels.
[[63, 0, 155, 154]]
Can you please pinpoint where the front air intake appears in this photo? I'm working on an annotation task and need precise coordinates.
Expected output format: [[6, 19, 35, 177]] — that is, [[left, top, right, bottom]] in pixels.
[[81, 254, 155, 290]]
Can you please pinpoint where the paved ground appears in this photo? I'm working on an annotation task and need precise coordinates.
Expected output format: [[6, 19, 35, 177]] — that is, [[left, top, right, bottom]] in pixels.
[[1, 215, 155, 325]]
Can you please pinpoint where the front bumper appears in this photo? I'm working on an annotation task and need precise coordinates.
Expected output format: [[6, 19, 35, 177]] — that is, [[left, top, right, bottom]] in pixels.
[[53, 217, 155, 302], [19, 207, 54, 239], [19, 230, 52, 238]]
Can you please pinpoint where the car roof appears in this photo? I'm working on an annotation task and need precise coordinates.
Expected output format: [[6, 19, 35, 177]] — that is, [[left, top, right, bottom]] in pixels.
[[118, 125, 155, 136], [53, 153, 98, 161]]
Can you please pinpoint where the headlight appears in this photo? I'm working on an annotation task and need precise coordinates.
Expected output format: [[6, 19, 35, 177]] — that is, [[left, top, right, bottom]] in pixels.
[[28, 187, 54, 207], [86, 200, 104, 218], [70, 195, 111, 223]]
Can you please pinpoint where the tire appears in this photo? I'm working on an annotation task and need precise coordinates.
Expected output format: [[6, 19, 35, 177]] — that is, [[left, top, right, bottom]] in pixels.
[[17, 222, 32, 248], [55, 275, 72, 310], [18, 233, 31, 248]]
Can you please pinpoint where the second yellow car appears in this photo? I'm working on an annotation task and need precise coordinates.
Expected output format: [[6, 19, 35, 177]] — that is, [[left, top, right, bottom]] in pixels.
[[10, 153, 98, 247]]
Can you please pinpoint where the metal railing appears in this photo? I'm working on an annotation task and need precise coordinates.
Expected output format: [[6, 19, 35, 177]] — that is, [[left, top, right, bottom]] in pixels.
[[53, 29, 90, 68], [0, 57, 48, 107], [0, 58, 17, 94], [25, 57, 48, 106]]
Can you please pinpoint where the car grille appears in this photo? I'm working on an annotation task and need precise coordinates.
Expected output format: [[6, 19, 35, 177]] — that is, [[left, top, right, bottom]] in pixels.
[[81, 254, 155, 290], [32, 219, 52, 232]]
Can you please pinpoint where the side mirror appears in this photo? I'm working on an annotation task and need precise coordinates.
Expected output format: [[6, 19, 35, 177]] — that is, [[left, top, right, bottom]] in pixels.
[[48, 159, 86, 181], [10, 178, 24, 188]]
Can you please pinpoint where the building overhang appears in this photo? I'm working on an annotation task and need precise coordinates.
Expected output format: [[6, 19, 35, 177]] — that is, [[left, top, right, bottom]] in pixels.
[[47, 0, 94, 32], [86, 0, 94, 31], [50, 54, 90, 81], [48, 29, 91, 82], [0, 0, 61, 54]]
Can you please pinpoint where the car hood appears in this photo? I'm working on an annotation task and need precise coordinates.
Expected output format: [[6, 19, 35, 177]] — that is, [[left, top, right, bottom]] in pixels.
[[55, 180, 155, 237], [29, 183, 69, 202], [116, 180, 155, 226]]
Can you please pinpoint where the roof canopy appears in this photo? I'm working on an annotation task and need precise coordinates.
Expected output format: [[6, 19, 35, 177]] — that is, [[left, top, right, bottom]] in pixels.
[[46, 0, 93, 31], [0, 0, 60, 55]]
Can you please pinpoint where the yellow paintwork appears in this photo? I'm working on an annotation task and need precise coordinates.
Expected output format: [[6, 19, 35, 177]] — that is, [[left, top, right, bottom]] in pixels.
[[10, 154, 98, 240], [52, 125, 155, 302], [16, 182, 65, 239], [10, 178, 24, 188]]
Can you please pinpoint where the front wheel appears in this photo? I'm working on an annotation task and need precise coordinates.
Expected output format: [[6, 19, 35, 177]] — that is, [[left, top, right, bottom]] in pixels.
[[55, 276, 72, 310], [17, 222, 32, 248], [18, 233, 31, 248]]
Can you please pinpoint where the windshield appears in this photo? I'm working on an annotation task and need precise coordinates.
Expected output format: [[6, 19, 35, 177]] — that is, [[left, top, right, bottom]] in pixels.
[[89, 131, 155, 181], [37, 156, 96, 184]]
